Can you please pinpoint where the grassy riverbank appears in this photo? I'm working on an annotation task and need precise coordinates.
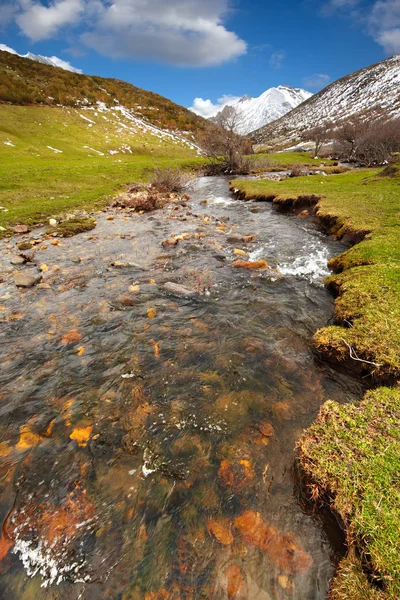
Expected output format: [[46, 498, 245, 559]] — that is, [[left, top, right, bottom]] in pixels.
[[0, 105, 203, 235], [231, 165, 400, 598], [299, 386, 400, 599], [231, 166, 400, 378]]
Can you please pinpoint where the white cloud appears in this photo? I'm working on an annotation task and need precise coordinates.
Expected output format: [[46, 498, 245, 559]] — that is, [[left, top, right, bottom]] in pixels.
[[0, 3, 18, 27], [303, 73, 331, 90], [16, 0, 84, 41], [320, 0, 360, 16], [269, 50, 286, 69], [81, 0, 246, 66], [189, 94, 240, 118], [322, 0, 400, 54], [369, 0, 400, 53], [9, 0, 246, 67], [0, 43, 82, 73]]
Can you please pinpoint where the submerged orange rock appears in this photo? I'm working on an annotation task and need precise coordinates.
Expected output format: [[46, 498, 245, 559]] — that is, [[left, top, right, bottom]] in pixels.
[[218, 459, 255, 492], [232, 260, 269, 270], [207, 517, 234, 545], [70, 426, 93, 447], [234, 510, 313, 575], [61, 328, 82, 345], [223, 564, 247, 599]]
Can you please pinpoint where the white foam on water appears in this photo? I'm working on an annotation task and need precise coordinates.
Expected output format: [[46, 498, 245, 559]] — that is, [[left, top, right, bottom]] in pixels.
[[208, 195, 234, 205], [13, 536, 89, 588], [279, 247, 330, 282]]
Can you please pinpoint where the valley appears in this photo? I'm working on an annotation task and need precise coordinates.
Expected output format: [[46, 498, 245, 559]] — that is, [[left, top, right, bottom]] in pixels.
[[0, 46, 399, 600]]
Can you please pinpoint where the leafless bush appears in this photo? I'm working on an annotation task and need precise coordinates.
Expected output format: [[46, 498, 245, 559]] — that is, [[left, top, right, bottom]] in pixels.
[[198, 111, 253, 173], [334, 117, 400, 166], [301, 121, 333, 157], [151, 167, 190, 193], [289, 164, 310, 177]]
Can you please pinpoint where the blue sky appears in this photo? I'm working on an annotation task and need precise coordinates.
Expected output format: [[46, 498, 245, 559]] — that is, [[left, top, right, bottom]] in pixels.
[[0, 0, 398, 116]]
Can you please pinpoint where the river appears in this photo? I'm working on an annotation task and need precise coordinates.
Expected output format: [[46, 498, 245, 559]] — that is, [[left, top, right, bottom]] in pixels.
[[0, 176, 363, 599]]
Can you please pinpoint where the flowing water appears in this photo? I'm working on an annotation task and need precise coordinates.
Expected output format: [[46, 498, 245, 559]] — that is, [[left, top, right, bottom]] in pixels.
[[0, 176, 362, 600]]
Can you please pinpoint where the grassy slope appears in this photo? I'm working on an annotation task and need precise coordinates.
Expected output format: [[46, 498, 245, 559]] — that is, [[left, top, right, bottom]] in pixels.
[[0, 105, 203, 233], [298, 387, 400, 599], [0, 50, 210, 138], [231, 167, 400, 377], [232, 163, 400, 597]]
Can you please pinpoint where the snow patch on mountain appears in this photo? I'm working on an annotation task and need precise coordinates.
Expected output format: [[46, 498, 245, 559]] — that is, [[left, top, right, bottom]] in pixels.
[[252, 55, 400, 144], [0, 44, 82, 73], [191, 86, 312, 136]]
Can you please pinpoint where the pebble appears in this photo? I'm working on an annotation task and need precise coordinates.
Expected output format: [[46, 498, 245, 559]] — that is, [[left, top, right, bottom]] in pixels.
[[163, 282, 197, 297], [14, 272, 42, 288], [10, 255, 26, 265], [110, 261, 146, 270]]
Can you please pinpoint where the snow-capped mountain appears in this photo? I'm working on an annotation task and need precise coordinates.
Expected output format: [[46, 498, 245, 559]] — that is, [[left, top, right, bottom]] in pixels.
[[0, 44, 81, 73], [252, 55, 400, 144], [211, 86, 312, 135]]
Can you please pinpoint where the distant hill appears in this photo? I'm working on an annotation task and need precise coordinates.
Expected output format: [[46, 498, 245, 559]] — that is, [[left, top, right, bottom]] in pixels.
[[0, 50, 211, 143], [210, 86, 312, 135], [251, 55, 400, 145]]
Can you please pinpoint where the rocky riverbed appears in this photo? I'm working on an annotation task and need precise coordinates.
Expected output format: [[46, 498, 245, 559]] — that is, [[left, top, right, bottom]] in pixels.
[[0, 176, 363, 600]]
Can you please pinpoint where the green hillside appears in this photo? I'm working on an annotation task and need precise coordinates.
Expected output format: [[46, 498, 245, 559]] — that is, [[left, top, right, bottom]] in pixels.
[[0, 51, 208, 138], [0, 51, 210, 233]]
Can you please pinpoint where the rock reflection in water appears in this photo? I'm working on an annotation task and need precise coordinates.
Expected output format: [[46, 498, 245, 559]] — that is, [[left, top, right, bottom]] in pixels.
[[0, 177, 363, 599]]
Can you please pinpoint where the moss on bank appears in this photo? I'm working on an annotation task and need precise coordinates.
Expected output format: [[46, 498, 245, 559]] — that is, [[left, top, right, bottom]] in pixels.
[[231, 167, 400, 379], [298, 387, 400, 599], [53, 217, 97, 237]]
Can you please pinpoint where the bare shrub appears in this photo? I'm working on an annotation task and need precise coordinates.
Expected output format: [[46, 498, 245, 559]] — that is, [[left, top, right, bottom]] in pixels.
[[151, 167, 190, 193], [289, 164, 310, 178], [198, 110, 253, 173], [334, 117, 400, 166], [301, 121, 333, 157]]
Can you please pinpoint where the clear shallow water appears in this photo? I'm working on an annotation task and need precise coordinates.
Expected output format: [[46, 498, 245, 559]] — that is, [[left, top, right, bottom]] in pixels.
[[0, 177, 362, 599]]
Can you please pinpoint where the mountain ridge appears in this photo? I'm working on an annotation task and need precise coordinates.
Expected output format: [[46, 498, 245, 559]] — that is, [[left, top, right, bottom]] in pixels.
[[251, 54, 400, 144], [210, 85, 312, 135]]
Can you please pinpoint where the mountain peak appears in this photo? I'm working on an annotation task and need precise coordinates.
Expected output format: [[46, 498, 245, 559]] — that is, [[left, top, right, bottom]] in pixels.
[[210, 86, 312, 135]]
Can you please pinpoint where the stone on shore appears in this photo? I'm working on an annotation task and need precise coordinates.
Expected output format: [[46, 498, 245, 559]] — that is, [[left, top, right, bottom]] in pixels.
[[10, 255, 26, 265], [163, 282, 196, 297], [14, 272, 42, 288]]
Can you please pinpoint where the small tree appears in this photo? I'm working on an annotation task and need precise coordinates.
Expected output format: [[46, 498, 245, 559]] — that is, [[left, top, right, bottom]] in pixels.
[[301, 121, 332, 157], [198, 109, 252, 173]]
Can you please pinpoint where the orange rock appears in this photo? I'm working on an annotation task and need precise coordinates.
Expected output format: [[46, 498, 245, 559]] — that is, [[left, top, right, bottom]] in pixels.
[[298, 210, 309, 218], [224, 564, 247, 599], [70, 426, 92, 447], [207, 517, 234, 545], [61, 328, 82, 345], [147, 307, 157, 319], [232, 260, 269, 270], [256, 421, 275, 438], [241, 235, 257, 243], [16, 426, 41, 451], [234, 511, 313, 575], [233, 249, 247, 257], [218, 459, 254, 492], [0, 534, 13, 562]]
